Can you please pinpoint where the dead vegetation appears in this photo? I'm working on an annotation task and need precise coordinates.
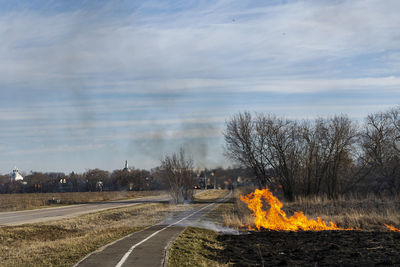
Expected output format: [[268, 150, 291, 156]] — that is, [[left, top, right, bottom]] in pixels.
[[0, 190, 163, 212], [0, 202, 187, 266], [222, 188, 400, 231], [167, 227, 227, 267], [0, 189, 226, 266], [168, 189, 400, 266], [194, 189, 228, 202]]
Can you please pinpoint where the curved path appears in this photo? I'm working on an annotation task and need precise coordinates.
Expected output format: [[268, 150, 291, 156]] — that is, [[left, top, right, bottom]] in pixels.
[[75, 194, 229, 267], [0, 194, 170, 226]]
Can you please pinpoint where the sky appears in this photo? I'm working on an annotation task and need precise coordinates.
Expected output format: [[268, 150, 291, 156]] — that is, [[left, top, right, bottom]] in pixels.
[[1, 0, 400, 174]]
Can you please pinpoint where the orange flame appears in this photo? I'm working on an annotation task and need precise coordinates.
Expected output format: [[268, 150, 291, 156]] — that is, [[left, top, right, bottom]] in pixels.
[[385, 224, 400, 232], [240, 188, 349, 231]]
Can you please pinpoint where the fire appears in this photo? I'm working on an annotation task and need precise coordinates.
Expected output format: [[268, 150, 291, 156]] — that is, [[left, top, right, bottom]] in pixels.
[[385, 224, 400, 232], [240, 188, 349, 231]]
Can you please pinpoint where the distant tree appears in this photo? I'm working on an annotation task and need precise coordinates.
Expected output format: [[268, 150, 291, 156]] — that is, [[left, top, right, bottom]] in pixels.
[[0, 174, 10, 193], [111, 169, 131, 190], [130, 169, 151, 190], [24, 172, 50, 193], [160, 148, 194, 204], [68, 172, 85, 192], [84, 169, 109, 192], [361, 107, 400, 195]]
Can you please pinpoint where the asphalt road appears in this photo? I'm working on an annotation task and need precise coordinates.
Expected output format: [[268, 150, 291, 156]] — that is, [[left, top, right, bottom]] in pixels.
[[75, 194, 229, 267], [0, 194, 170, 226]]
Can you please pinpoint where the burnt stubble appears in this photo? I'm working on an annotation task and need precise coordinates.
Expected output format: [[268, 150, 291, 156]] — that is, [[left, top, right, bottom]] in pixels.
[[215, 230, 400, 266]]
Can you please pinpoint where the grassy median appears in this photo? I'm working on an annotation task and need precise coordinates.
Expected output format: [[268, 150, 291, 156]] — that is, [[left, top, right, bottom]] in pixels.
[[0, 191, 164, 212]]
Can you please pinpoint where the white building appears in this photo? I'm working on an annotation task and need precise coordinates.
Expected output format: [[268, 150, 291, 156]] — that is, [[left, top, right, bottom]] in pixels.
[[11, 167, 24, 181]]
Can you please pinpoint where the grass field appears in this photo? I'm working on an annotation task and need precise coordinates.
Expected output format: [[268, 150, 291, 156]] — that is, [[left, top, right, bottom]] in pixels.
[[222, 189, 400, 231], [0, 191, 164, 212], [0, 203, 186, 266], [0, 190, 225, 267]]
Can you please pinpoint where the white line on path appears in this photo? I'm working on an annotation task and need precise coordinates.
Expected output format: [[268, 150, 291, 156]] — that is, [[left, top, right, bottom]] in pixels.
[[115, 196, 227, 267]]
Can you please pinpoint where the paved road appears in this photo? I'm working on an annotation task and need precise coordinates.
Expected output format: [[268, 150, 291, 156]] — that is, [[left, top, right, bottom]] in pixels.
[[75, 194, 229, 267], [0, 194, 170, 226]]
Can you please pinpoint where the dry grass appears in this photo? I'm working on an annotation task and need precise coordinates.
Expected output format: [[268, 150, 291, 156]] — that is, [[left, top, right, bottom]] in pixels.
[[222, 188, 400, 231], [167, 227, 228, 267], [0, 191, 164, 212], [0, 202, 188, 267], [0, 189, 227, 266], [194, 189, 229, 202], [285, 194, 400, 231]]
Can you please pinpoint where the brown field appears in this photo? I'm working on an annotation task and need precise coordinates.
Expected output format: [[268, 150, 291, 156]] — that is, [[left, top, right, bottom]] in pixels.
[[168, 188, 400, 266], [194, 189, 229, 202], [169, 226, 400, 266], [223, 188, 400, 231], [0, 190, 225, 267], [0, 203, 185, 267], [0, 191, 164, 212]]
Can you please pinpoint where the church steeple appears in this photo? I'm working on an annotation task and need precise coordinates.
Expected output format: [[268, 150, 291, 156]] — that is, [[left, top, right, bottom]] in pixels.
[[123, 160, 129, 171]]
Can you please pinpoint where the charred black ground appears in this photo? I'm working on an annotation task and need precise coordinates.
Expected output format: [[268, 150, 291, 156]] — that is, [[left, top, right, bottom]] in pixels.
[[211, 230, 400, 266]]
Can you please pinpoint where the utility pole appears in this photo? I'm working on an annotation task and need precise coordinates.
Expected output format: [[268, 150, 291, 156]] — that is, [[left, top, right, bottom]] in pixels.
[[204, 169, 207, 190]]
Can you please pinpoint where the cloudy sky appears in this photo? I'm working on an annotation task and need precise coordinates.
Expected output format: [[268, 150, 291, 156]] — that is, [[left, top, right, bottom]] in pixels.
[[1, 0, 400, 173]]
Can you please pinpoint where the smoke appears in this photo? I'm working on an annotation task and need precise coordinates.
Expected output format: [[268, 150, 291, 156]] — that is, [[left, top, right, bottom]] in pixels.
[[127, 110, 222, 169], [162, 209, 241, 235], [179, 220, 241, 235]]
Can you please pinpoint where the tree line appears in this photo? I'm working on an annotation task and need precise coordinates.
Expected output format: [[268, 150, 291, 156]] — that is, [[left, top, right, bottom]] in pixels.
[[0, 168, 162, 194], [224, 107, 400, 200], [0, 163, 251, 196]]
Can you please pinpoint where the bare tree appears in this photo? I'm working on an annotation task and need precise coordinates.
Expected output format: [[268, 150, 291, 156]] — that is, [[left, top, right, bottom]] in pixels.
[[299, 116, 359, 198], [224, 112, 271, 188], [256, 115, 303, 201], [361, 108, 400, 195], [225, 112, 359, 200], [224, 112, 303, 200], [160, 148, 194, 204], [321, 116, 358, 198]]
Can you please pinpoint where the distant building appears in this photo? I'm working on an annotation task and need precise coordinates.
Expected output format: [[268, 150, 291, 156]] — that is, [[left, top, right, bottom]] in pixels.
[[123, 160, 130, 172], [11, 167, 24, 181]]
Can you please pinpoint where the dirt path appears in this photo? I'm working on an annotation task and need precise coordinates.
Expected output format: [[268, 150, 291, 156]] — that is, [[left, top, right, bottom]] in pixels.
[[75, 195, 228, 267]]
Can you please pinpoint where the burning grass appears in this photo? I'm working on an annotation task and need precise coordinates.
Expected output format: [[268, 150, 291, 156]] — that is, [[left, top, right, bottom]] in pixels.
[[0, 191, 163, 212], [222, 187, 400, 232], [241, 188, 349, 231], [168, 189, 400, 266]]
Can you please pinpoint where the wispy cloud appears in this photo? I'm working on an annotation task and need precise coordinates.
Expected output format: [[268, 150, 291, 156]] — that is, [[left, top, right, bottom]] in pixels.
[[0, 0, 399, 172], [1, 0, 400, 91], [8, 143, 104, 155]]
